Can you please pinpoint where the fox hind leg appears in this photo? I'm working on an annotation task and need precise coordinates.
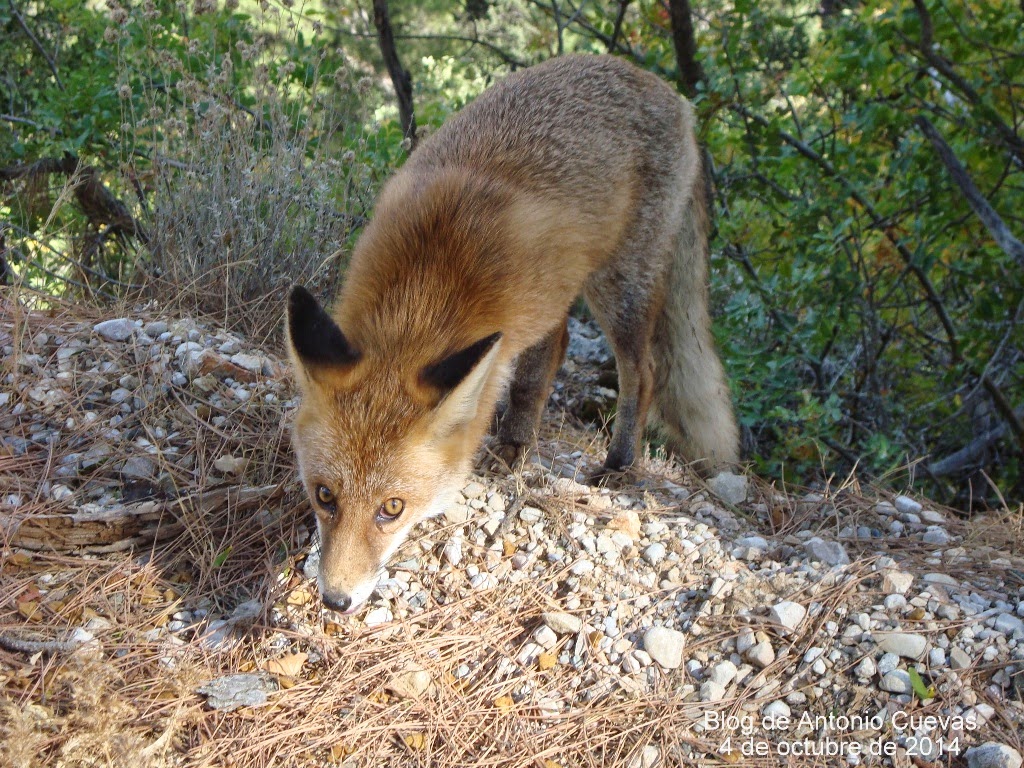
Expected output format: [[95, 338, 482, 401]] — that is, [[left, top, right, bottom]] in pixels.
[[583, 274, 662, 478], [491, 317, 569, 469]]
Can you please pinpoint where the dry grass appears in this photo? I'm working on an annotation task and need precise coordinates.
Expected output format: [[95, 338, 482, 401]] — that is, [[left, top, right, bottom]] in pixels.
[[2, 298, 1023, 767]]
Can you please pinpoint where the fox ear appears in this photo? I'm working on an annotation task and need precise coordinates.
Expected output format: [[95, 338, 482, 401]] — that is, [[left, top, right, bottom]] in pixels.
[[287, 285, 360, 374], [422, 332, 503, 432]]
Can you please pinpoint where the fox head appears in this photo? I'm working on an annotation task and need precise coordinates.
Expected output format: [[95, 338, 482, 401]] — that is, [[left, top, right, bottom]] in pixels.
[[286, 286, 504, 614]]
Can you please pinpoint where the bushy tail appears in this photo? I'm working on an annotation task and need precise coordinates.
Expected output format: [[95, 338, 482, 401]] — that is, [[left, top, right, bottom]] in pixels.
[[651, 155, 740, 473]]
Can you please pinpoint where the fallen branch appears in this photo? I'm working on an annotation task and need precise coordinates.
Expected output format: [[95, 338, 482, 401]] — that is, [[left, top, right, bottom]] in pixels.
[[928, 406, 1024, 477]]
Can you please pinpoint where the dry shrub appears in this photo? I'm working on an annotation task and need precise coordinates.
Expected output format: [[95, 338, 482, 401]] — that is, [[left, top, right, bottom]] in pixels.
[[127, 9, 376, 340]]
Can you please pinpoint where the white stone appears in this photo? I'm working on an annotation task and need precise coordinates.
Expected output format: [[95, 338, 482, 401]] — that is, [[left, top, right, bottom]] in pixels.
[[643, 626, 685, 669], [708, 660, 737, 686], [881, 570, 914, 595], [762, 700, 791, 720], [707, 471, 747, 505], [894, 495, 923, 515], [769, 601, 806, 631], [700, 680, 726, 702], [994, 613, 1024, 636], [94, 318, 135, 341], [388, 666, 432, 699], [876, 632, 927, 660], [855, 657, 876, 678], [879, 670, 912, 694], [642, 542, 667, 565], [533, 625, 558, 649], [443, 537, 463, 567], [803, 537, 850, 566], [542, 612, 583, 635], [745, 640, 775, 669]]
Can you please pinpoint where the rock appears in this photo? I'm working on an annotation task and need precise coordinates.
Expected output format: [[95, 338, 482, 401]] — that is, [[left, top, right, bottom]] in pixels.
[[197, 673, 277, 710], [745, 640, 775, 669], [881, 570, 914, 595], [533, 625, 558, 650], [762, 700, 790, 720], [877, 653, 900, 676], [570, 559, 595, 576], [443, 537, 463, 567], [854, 657, 876, 678], [542, 612, 583, 635], [803, 537, 850, 566], [966, 743, 1023, 768], [769, 601, 806, 631], [229, 353, 265, 374], [643, 626, 685, 669], [120, 456, 156, 480], [950, 646, 972, 670], [707, 471, 747, 505], [708, 660, 738, 686], [876, 632, 928, 660], [894, 495, 923, 515], [922, 527, 952, 545], [994, 613, 1024, 636], [700, 680, 726, 702], [388, 666, 432, 699], [144, 320, 168, 336], [364, 606, 392, 626], [93, 318, 135, 342], [879, 670, 912, 694], [628, 745, 661, 768], [642, 542, 667, 565], [920, 509, 946, 524]]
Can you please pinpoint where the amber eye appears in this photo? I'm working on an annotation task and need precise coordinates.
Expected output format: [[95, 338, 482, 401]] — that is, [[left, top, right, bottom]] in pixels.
[[315, 485, 336, 513], [377, 497, 405, 522]]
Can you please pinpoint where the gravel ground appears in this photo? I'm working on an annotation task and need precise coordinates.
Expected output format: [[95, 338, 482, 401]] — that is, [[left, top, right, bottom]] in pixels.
[[1, 304, 1023, 768]]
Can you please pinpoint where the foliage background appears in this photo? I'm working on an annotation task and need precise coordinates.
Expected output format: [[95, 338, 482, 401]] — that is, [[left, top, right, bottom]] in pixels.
[[1, 0, 1021, 509]]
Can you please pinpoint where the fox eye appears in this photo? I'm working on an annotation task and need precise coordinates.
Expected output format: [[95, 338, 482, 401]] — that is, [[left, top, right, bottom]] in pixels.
[[377, 497, 405, 523], [315, 485, 336, 514]]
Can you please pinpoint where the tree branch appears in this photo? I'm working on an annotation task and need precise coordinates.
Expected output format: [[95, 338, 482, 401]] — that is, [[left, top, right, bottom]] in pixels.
[[915, 115, 1024, 269], [9, 0, 63, 90], [371, 0, 417, 148], [608, 0, 632, 53]]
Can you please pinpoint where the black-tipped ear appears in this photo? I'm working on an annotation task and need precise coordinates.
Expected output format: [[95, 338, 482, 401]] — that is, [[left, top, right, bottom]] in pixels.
[[287, 285, 360, 369], [420, 332, 503, 393]]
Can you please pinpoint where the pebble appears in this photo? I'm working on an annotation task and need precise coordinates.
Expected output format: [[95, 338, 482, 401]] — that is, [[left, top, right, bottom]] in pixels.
[[769, 601, 806, 631], [762, 700, 790, 720], [700, 680, 726, 702], [993, 613, 1024, 636], [388, 666, 432, 699], [876, 632, 927, 659], [643, 626, 685, 669], [894, 495, 923, 514], [881, 570, 914, 595], [966, 743, 1023, 768], [642, 542, 667, 565], [854, 657, 876, 678], [707, 471, 747, 505], [707, 660, 737, 686], [879, 670, 912, 694], [93, 318, 136, 342], [803, 537, 850, 566], [950, 646, 972, 669], [542, 612, 583, 635], [533, 625, 558, 649], [745, 640, 775, 669]]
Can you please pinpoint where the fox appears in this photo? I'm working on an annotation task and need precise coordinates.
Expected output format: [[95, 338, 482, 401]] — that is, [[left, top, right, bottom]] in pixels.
[[286, 54, 739, 614]]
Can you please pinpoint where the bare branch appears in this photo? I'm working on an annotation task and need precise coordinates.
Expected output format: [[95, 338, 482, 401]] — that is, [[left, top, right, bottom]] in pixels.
[[8, 0, 63, 90], [915, 115, 1024, 269], [608, 0, 632, 52]]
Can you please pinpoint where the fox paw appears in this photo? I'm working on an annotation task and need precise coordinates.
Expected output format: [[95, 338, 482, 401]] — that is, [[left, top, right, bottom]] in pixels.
[[482, 440, 529, 474]]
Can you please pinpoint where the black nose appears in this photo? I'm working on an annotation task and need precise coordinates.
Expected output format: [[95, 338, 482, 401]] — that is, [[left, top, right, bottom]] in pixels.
[[322, 591, 352, 613]]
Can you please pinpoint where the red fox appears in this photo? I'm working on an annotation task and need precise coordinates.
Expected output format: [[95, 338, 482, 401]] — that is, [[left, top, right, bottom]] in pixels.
[[287, 54, 739, 613]]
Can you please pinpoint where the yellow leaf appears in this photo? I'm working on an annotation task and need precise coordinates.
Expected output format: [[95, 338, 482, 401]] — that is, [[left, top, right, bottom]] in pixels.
[[264, 652, 307, 677], [17, 601, 41, 621], [502, 539, 517, 557], [330, 743, 355, 761], [286, 586, 313, 606], [537, 652, 557, 671], [544, 761, 563, 768], [494, 695, 515, 713], [403, 732, 426, 750]]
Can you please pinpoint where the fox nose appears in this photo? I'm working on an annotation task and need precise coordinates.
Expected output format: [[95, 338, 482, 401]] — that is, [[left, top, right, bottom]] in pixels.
[[322, 590, 352, 613]]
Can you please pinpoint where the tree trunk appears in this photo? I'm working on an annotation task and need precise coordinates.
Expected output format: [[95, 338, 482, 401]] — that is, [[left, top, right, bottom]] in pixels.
[[667, 0, 703, 98], [371, 0, 417, 149]]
